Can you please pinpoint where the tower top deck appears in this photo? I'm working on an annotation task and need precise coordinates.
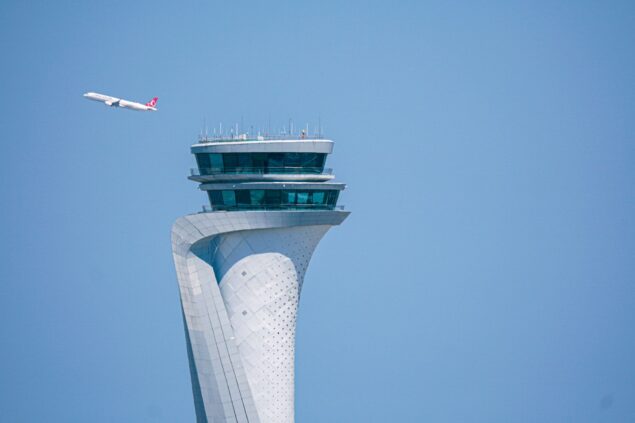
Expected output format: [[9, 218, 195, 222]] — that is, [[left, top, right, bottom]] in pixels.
[[197, 132, 326, 143], [189, 132, 344, 212]]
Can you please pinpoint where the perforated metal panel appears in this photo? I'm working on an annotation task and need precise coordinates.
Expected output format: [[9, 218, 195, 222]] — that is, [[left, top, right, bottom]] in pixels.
[[212, 226, 330, 423], [172, 211, 349, 423]]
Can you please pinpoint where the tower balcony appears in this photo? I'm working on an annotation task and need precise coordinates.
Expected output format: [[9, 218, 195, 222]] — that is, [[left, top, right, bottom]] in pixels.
[[188, 166, 334, 182]]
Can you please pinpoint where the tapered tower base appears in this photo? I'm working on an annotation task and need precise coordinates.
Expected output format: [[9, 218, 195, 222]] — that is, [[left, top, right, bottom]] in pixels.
[[172, 210, 349, 423]]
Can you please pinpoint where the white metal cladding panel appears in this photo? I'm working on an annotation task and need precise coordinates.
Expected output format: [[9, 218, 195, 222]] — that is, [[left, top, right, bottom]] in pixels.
[[212, 226, 331, 423], [190, 140, 334, 155], [171, 211, 349, 423], [175, 244, 256, 423]]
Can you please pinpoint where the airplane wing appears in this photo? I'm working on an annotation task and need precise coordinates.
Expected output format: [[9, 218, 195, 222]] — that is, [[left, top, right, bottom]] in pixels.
[[83, 92, 121, 106]]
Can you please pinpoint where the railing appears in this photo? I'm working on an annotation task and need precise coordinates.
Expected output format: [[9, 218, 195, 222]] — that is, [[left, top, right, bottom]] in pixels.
[[190, 167, 333, 176], [198, 134, 325, 143], [201, 204, 345, 212]]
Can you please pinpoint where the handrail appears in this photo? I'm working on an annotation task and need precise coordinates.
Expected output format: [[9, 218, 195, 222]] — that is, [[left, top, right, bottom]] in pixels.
[[198, 134, 325, 143], [201, 204, 345, 212], [191, 167, 333, 176]]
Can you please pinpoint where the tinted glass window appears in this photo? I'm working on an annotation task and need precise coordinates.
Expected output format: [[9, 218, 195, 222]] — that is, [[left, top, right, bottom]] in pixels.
[[235, 190, 251, 205], [297, 192, 309, 204], [209, 191, 223, 205], [198, 153, 327, 175], [222, 190, 236, 206], [267, 153, 284, 169], [252, 153, 267, 169], [208, 189, 340, 210], [250, 190, 265, 205], [327, 190, 339, 206], [265, 190, 281, 206], [196, 154, 211, 171], [210, 154, 223, 171], [284, 153, 303, 167], [237, 154, 252, 173], [223, 154, 239, 171]]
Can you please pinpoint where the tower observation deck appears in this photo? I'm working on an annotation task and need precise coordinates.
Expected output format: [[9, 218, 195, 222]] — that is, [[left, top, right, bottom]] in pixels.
[[171, 133, 349, 423]]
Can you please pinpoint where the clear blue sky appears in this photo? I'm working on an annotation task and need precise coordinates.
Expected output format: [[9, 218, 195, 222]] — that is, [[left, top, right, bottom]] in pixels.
[[1, 1, 634, 421]]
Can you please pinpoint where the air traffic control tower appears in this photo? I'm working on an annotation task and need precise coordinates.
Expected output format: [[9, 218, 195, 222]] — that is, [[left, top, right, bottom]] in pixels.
[[171, 131, 349, 423]]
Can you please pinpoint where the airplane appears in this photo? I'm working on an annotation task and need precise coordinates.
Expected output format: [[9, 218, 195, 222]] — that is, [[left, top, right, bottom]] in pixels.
[[83, 92, 158, 111]]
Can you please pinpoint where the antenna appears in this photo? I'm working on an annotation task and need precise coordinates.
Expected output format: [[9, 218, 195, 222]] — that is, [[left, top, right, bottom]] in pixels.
[[318, 115, 322, 137]]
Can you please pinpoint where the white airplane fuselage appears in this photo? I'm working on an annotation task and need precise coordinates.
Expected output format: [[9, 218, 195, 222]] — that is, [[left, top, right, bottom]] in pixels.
[[83, 92, 158, 111]]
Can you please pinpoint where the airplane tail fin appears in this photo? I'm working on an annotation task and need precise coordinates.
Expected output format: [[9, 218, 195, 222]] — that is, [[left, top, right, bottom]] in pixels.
[[145, 97, 158, 107]]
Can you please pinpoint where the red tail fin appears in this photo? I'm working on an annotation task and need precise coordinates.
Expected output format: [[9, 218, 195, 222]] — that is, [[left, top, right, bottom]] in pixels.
[[145, 97, 158, 107]]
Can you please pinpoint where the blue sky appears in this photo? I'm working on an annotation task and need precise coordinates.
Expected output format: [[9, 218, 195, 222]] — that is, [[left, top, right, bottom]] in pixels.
[[1, 1, 634, 421]]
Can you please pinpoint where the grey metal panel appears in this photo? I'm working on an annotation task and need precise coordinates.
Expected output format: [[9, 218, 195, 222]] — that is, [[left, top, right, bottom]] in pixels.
[[191, 140, 334, 154], [188, 173, 335, 183], [183, 311, 209, 423]]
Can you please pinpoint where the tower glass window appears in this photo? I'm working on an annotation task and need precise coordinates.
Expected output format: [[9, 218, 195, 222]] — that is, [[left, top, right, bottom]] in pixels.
[[207, 189, 340, 210], [195, 153, 327, 175], [221, 190, 236, 206]]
